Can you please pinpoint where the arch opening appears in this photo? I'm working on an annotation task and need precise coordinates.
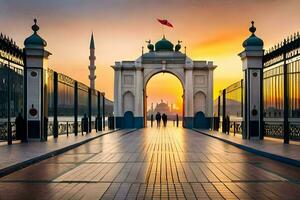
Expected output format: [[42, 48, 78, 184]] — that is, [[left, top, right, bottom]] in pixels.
[[144, 72, 184, 127]]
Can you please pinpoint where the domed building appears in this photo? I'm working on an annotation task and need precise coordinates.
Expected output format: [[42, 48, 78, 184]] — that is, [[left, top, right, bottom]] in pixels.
[[147, 100, 181, 120], [112, 35, 217, 129]]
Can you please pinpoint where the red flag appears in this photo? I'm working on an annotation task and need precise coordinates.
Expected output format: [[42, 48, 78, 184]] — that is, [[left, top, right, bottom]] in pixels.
[[157, 19, 173, 28]]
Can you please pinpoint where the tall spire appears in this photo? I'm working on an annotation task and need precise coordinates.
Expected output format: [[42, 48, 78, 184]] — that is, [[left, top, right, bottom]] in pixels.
[[90, 32, 95, 49], [88, 32, 96, 89]]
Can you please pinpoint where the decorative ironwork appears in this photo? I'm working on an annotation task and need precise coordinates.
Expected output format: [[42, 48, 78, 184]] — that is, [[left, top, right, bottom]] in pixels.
[[48, 121, 76, 136], [229, 121, 242, 134], [264, 32, 300, 68], [58, 73, 75, 86], [290, 123, 300, 140], [0, 33, 23, 66], [78, 82, 89, 92], [264, 122, 284, 138], [0, 122, 16, 141], [226, 80, 242, 93]]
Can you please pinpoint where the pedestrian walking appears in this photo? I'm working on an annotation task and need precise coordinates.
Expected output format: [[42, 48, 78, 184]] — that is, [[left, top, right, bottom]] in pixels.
[[156, 112, 161, 127], [162, 113, 168, 127], [15, 113, 25, 142], [150, 114, 154, 127], [81, 113, 88, 135]]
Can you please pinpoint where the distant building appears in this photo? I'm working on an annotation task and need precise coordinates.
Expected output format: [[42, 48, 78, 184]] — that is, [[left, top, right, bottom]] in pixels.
[[147, 100, 181, 120]]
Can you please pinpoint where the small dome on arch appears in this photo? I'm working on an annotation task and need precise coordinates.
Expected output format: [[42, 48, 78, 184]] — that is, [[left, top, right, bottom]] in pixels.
[[155, 36, 174, 51]]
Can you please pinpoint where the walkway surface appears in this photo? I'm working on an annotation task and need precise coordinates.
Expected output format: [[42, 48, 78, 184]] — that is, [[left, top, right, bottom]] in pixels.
[[194, 129, 300, 166], [1, 127, 300, 199], [0, 129, 129, 176]]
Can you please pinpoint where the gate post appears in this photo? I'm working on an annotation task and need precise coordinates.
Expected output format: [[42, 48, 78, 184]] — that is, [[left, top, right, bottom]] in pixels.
[[97, 91, 102, 131], [88, 88, 92, 133], [239, 21, 264, 140], [217, 95, 220, 131], [102, 92, 105, 130], [53, 71, 58, 138], [283, 42, 289, 144], [222, 89, 226, 133], [74, 81, 78, 136], [23, 19, 51, 141], [7, 66, 12, 145]]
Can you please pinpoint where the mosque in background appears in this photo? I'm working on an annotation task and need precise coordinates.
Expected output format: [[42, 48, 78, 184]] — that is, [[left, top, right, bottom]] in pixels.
[[147, 100, 181, 120]]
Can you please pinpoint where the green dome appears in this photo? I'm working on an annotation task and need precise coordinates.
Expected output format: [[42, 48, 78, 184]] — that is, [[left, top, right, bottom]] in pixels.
[[24, 19, 47, 47], [243, 21, 263, 48], [243, 35, 263, 47], [24, 34, 47, 47], [155, 36, 174, 51]]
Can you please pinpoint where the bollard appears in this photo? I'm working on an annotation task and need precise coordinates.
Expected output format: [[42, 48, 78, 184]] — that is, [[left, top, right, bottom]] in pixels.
[[66, 122, 69, 137], [233, 122, 236, 136], [7, 122, 12, 145]]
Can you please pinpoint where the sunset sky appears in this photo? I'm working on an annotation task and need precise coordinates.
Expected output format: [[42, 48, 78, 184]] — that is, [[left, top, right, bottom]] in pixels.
[[1, 0, 300, 108]]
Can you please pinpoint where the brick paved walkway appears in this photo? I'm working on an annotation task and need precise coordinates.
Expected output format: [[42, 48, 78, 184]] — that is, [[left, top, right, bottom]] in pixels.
[[0, 129, 124, 176], [0, 126, 300, 199], [195, 129, 300, 166]]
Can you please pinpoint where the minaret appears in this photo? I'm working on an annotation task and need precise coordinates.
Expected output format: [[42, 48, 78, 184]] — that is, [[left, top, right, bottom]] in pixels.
[[89, 33, 96, 89]]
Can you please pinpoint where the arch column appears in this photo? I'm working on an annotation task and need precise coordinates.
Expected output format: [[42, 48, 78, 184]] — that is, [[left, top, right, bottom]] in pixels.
[[114, 63, 123, 128], [183, 68, 194, 128], [207, 68, 214, 117], [135, 67, 144, 128]]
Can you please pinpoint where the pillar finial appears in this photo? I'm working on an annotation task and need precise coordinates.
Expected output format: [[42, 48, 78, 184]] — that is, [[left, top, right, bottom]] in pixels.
[[249, 21, 256, 35], [32, 18, 40, 34]]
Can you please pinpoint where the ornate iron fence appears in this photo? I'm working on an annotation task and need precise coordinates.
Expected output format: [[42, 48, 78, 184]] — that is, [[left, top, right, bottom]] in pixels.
[[215, 32, 300, 142], [214, 80, 243, 134], [0, 34, 24, 143], [263, 33, 300, 141], [0, 34, 114, 144]]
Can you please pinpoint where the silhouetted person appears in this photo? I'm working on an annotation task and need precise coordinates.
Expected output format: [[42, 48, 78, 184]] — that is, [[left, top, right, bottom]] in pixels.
[[15, 113, 25, 141], [155, 112, 161, 127], [226, 115, 230, 134], [162, 113, 168, 127], [176, 114, 179, 127], [150, 114, 154, 127], [95, 115, 98, 131], [44, 116, 48, 140], [81, 113, 88, 135]]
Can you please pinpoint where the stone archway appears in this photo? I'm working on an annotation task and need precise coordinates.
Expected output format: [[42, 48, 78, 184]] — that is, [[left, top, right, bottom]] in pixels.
[[144, 71, 185, 127], [112, 36, 217, 128]]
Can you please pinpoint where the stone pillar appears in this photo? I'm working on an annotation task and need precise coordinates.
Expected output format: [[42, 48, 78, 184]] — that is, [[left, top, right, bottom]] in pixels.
[[134, 67, 144, 128], [24, 19, 51, 141], [207, 66, 214, 118], [113, 62, 122, 128], [184, 67, 194, 128], [239, 21, 264, 139]]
